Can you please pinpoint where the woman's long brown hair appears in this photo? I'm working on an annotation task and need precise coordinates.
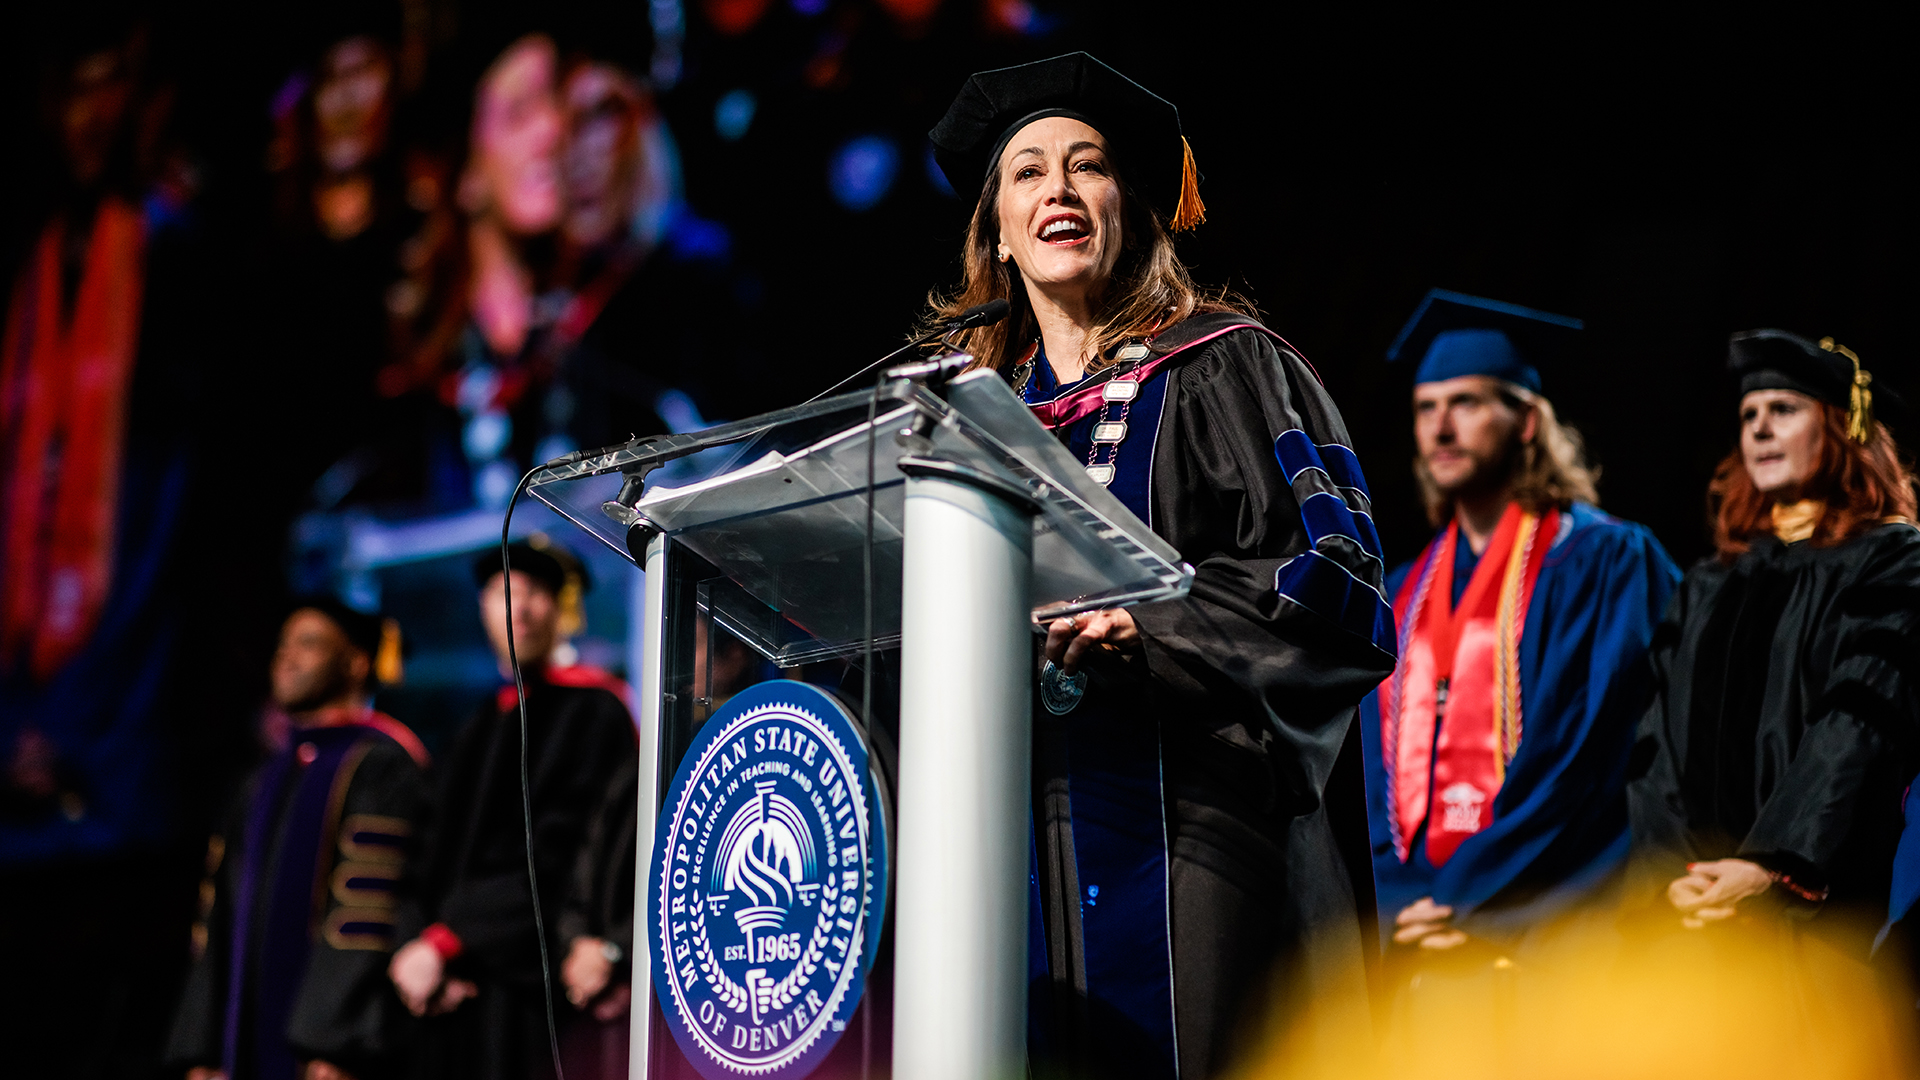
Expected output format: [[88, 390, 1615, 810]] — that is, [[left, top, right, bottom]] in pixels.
[[1708, 400, 1918, 560], [924, 161, 1248, 375]]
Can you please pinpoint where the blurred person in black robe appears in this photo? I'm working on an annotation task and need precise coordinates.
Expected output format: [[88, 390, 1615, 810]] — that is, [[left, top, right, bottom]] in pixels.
[[1628, 331, 1920, 1021], [166, 600, 429, 1080], [389, 541, 637, 1080], [555, 758, 638, 1080]]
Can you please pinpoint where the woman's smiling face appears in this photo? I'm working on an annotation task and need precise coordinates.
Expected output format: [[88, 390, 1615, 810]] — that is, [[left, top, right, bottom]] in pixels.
[[994, 116, 1125, 300]]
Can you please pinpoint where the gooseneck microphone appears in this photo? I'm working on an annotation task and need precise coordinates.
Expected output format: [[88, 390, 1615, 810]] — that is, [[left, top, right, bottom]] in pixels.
[[945, 297, 1011, 331], [804, 298, 1012, 403]]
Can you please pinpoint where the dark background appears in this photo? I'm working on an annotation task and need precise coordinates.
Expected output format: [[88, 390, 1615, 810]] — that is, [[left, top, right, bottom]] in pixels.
[[5, 3, 1912, 568], [7, 4, 1912, 568], [1, 1, 1913, 1075]]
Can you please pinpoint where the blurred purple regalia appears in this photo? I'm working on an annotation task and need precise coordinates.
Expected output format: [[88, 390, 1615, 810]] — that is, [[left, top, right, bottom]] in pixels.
[[165, 711, 429, 1080]]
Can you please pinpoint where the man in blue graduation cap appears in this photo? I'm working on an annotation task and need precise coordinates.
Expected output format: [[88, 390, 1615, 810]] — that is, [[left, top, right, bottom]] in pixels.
[[1356, 290, 1681, 980]]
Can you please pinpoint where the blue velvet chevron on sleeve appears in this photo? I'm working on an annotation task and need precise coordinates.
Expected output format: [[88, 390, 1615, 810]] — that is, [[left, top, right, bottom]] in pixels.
[[1272, 429, 1396, 658]]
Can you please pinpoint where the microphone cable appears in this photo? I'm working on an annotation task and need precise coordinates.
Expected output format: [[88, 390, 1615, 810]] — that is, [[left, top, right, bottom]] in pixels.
[[501, 467, 568, 1080], [863, 370, 880, 759]]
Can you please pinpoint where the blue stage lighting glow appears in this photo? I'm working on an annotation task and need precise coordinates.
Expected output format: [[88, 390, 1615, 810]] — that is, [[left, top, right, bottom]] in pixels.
[[714, 88, 756, 141], [830, 135, 900, 212], [924, 142, 956, 198], [791, 0, 828, 13], [666, 213, 732, 262]]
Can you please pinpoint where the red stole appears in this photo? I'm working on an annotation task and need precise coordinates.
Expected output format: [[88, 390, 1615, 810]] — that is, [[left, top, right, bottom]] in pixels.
[[496, 661, 633, 712], [1381, 502, 1557, 865], [304, 705, 431, 769], [0, 199, 147, 681]]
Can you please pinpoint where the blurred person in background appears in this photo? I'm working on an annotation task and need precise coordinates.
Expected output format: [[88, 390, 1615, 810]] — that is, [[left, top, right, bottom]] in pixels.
[[540, 47, 707, 457], [390, 540, 636, 1080], [373, 31, 566, 511], [357, 29, 740, 516], [1356, 292, 1679, 1035], [1628, 330, 1920, 1035], [165, 599, 428, 1080], [0, 17, 226, 1076], [256, 22, 421, 512]]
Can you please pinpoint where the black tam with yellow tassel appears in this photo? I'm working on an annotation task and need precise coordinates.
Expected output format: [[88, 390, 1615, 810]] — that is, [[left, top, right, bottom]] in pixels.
[[929, 51, 1206, 230], [1729, 328, 1907, 443]]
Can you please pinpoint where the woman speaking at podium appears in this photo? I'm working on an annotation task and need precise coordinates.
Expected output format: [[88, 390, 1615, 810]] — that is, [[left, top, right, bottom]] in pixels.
[[927, 53, 1397, 1079]]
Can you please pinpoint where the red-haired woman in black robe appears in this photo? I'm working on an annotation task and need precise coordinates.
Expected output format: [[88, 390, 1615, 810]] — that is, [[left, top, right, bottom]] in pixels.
[[1629, 330, 1920, 1005]]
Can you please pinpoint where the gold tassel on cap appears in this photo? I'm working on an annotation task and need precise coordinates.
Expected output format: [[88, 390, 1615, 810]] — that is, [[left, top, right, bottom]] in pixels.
[[375, 618, 404, 685], [1171, 137, 1206, 231], [556, 573, 586, 641], [1820, 336, 1874, 443]]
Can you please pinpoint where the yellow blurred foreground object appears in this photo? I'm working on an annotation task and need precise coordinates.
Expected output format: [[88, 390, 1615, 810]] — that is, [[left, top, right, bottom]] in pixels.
[[1232, 915, 1917, 1080]]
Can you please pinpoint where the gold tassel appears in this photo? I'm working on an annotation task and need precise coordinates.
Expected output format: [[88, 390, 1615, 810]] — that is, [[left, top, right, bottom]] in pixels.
[[1170, 136, 1206, 232], [556, 574, 586, 641], [1820, 336, 1873, 443], [375, 618, 404, 685], [529, 530, 587, 642]]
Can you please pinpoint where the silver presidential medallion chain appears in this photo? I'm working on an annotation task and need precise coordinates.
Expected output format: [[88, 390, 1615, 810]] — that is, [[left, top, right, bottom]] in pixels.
[[1085, 340, 1152, 486]]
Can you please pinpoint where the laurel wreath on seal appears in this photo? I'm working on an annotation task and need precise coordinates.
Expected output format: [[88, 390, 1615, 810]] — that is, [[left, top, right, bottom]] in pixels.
[[690, 875, 839, 1017], [663, 700, 875, 1069]]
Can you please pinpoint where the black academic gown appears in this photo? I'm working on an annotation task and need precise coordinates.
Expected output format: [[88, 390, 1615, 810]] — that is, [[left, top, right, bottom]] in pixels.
[[1627, 522, 1920, 954], [402, 669, 637, 1080], [1032, 314, 1396, 1079], [556, 758, 639, 1080], [559, 757, 638, 975], [166, 723, 427, 1080]]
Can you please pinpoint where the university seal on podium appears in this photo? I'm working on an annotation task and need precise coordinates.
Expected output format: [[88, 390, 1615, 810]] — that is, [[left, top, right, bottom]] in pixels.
[[648, 680, 888, 1078]]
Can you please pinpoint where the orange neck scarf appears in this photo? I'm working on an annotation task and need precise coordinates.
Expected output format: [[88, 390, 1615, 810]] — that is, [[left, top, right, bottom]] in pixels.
[[1, 198, 146, 681]]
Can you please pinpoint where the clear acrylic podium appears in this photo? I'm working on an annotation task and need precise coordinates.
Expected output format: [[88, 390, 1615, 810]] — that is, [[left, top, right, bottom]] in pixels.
[[528, 367, 1193, 1080]]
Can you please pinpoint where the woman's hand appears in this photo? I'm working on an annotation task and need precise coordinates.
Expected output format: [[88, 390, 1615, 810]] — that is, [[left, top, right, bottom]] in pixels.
[[1667, 858, 1775, 927], [1044, 609, 1140, 676], [1393, 896, 1469, 951]]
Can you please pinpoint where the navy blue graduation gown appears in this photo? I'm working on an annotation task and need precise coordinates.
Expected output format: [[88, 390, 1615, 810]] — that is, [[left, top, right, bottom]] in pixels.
[[1360, 502, 1679, 942]]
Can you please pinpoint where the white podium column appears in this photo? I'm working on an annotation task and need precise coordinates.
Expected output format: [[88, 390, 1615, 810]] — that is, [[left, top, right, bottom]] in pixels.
[[893, 468, 1034, 1080], [630, 531, 668, 1080]]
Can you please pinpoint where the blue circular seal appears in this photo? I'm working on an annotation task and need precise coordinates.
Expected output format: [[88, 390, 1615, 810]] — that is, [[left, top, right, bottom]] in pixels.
[[649, 680, 888, 1078]]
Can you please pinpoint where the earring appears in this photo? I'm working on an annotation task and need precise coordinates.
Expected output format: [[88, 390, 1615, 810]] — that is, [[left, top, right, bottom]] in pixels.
[[997, 247, 1011, 263]]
